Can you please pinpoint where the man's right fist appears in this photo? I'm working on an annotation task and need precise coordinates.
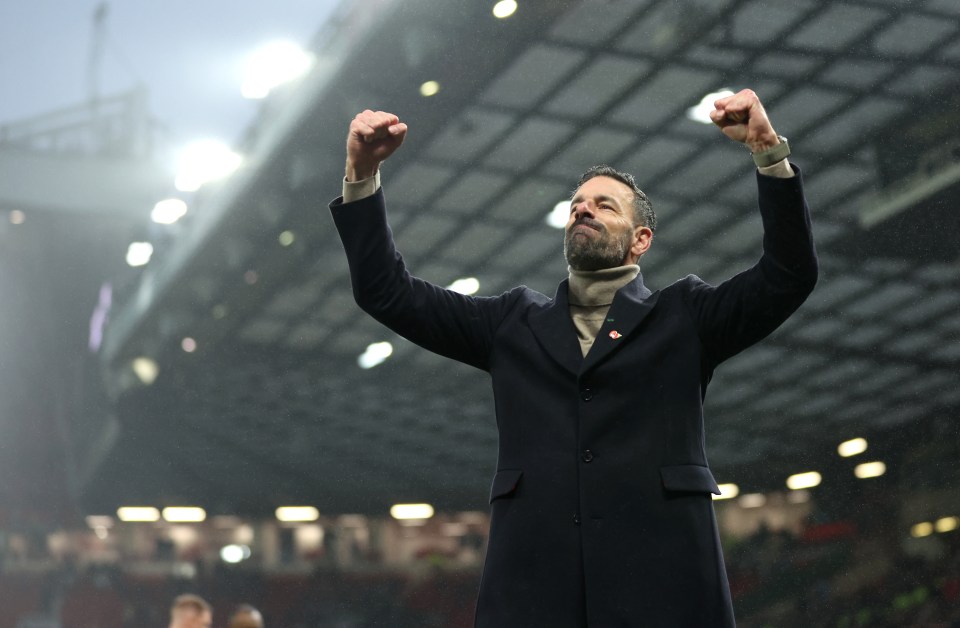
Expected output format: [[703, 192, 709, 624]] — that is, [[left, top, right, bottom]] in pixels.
[[346, 110, 408, 182]]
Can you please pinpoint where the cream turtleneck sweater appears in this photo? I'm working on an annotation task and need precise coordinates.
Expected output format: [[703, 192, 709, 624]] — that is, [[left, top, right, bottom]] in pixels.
[[567, 265, 640, 357]]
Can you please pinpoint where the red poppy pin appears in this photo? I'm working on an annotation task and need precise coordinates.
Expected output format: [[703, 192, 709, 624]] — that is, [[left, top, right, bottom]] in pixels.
[[608, 330, 622, 339]]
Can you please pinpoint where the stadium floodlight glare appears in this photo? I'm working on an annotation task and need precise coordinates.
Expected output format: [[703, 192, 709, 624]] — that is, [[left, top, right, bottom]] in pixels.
[[162, 507, 207, 523], [838, 437, 868, 457], [132, 357, 160, 385], [854, 461, 886, 479], [242, 41, 314, 99], [546, 200, 571, 229], [911, 522, 934, 538], [420, 80, 440, 97], [712, 483, 739, 500], [9, 209, 25, 225], [492, 0, 518, 18], [117, 506, 161, 522], [85, 515, 114, 529], [686, 89, 735, 124], [278, 230, 296, 247], [358, 341, 394, 369], [390, 503, 435, 520], [786, 471, 822, 490], [935, 516, 959, 533], [126, 241, 154, 267], [276, 506, 320, 522], [738, 493, 766, 508], [174, 140, 242, 192], [447, 277, 480, 295], [151, 198, 188, 224], [220, 544, 251, 563]]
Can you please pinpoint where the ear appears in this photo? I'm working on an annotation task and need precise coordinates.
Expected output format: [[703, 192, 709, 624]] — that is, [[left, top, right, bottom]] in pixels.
[[629, 225, 653, 262]]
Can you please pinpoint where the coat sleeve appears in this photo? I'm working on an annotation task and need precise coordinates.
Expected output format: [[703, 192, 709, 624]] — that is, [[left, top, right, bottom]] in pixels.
[[330, 188, 522, 372], [681, 165, 819, 367]]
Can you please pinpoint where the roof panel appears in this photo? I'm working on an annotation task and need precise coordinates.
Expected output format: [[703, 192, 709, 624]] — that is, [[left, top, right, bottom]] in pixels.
[[480, 44, 586, 109], [766, 86, 850, 137], [787, 3, 889, 51], [804, 163, 875, 209], [656, 145, 752, 198], [619, 136, 699, 182], [729, 0, 817, 45], [801, 275, 873, 312], [541, 126, 639, 179], [753, 51, 824, 78], [616, 2, 690, 56], [836, 324, 891, 350], [488, 229, 560, 270], [549, 0, 653, 44], [926, 0, 960, 13], [423, 108, 517, 165], [608, 66, 720, 129], [437, 223, 514, 265], [885, 65, 960, 97], [432, 170, 513, 214], [487, 178, 571, 222], [844, 284, 923, 318], [872, 14, 957, 56], [892, 291, 960, 325], [389, 162, 457, 205], [483, 117, 576, 170], [545, 54, 652, 119], [394, 212, 459, 253], [799, 97, 906, 154], [819, 59, 893, 89]]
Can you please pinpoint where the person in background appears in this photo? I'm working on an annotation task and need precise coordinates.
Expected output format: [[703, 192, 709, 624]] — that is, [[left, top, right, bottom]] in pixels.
[[168, 593, 212, 628], [229, 603, 265, 628]]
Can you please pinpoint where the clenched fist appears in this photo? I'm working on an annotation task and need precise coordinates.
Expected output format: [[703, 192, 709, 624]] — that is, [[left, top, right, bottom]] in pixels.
[[709, 89, 780, 154], [346, 110, 408, 182]]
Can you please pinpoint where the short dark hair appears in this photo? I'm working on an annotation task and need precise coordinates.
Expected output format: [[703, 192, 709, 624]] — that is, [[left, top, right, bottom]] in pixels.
[[574, 165, 656, 232]]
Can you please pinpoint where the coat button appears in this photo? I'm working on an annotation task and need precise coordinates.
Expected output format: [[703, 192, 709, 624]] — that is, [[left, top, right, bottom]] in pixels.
[[581, 449, 594, 463], [573, 514, 581, 525], [580, 388, 593, 401]]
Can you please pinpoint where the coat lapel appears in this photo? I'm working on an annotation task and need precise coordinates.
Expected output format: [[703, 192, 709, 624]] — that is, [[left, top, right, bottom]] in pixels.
[[529, 279, 583, 376], [580, 274, 660, 377]]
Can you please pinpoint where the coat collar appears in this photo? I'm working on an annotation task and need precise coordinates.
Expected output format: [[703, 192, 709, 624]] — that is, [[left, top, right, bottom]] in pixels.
[[530, 274, 659, 377], [580, 275, 658, 377]]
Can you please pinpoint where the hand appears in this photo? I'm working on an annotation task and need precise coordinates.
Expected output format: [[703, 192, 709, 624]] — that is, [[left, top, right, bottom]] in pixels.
[[345, 110, 408, 181], [709, 89, 780, 153]]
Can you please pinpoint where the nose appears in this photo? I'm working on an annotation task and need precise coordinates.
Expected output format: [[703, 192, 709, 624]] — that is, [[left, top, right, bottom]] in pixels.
[[572, 201, 595, 220]]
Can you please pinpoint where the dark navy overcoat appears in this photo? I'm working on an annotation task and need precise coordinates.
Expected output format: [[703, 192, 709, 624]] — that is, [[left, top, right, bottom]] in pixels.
[[330, 167, 817, 628]]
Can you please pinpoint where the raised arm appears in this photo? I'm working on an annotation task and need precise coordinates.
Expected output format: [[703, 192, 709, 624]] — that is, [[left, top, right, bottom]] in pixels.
[[331, 111, 520, 371], [684, 90, 818, 366]]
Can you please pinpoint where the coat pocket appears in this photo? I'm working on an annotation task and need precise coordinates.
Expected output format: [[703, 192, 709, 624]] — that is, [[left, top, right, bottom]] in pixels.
[[489, 468, 523, 503], [660, 464, 721, 495]]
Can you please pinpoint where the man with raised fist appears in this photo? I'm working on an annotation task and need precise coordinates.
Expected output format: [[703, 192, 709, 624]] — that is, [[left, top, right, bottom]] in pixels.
[[330, 89, 816, 627]]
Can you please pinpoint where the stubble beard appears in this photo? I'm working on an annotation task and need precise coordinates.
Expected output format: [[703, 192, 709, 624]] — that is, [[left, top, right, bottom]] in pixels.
[[564, 222, 632, 271]]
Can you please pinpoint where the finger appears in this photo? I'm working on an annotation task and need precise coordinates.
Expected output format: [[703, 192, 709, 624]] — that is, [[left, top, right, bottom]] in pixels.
[[388, 122, 408, 136], [351, 119, 378, 142], [376, 111, 400, 127], [365, 110, 399, 131]]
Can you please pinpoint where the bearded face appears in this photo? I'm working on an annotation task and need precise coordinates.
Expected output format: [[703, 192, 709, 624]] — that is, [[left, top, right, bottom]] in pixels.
[[564, 214, 634, 271]]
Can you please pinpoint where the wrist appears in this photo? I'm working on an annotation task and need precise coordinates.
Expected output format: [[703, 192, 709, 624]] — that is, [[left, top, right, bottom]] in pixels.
[[747, 132, 782, 154], [345, 159, 379, 183], [751, 135, 790, 168]]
